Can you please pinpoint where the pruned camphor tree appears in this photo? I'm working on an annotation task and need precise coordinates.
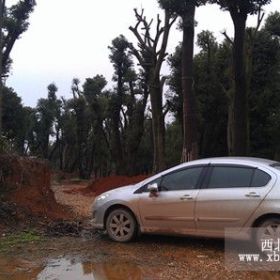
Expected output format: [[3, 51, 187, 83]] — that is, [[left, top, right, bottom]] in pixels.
[[129, 8, 176, 172], [108, 35, 150, 175], [209, 0, 271, 156], [158, 0, 207, 162], [108, 35, 133, 175], [221, 7, 265, 155], [36, 83, 60, 159]]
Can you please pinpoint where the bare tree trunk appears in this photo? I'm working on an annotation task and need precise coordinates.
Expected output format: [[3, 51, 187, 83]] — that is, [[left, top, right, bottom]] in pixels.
[[181, 4, 198, 162], [227, 98, 234, 155], [231, 12, 249, 156], [150, 78, 165, 172], [111, 96, 124, 175], [59, 133, 63, 170], [126, 82, 149, 176], [244, 11, 264, 156]]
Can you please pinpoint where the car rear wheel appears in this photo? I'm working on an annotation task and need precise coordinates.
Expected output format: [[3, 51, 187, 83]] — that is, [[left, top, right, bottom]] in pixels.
[[106, 208, 137, 242], [255, 218, 280, 250]]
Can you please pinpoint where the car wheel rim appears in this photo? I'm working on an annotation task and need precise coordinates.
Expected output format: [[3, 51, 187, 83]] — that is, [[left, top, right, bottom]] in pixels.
[[109, 213, 132, 238]]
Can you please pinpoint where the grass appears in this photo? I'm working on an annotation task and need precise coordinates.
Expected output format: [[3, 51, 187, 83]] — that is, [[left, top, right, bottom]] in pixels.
[[0, 230, 42, 252]]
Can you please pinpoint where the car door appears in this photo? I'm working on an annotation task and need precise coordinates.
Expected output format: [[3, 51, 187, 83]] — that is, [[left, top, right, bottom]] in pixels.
[[195, 164, 276, 236], [137, 166, 205, 234]]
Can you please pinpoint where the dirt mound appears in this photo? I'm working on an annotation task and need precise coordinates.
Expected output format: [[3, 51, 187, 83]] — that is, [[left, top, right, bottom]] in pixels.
[[0, 155, 70, 228], [80, 175, 149, 196]]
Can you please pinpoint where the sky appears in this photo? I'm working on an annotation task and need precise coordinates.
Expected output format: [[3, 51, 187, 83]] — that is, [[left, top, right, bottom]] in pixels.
[[5, 0, 280, 107]]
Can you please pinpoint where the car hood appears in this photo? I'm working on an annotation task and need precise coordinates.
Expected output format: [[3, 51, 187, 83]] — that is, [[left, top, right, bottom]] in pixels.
[[101, 184, 139, 197]]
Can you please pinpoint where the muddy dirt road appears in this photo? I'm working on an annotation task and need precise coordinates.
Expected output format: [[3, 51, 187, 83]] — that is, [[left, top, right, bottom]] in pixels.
[[1, 181, 280, 279], [1, 234, 280, 280]]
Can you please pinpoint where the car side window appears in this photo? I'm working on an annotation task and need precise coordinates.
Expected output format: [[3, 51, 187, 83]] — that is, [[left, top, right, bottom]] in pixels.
[[251, 169, 271, 187], [160, 167, 203, 191], [207, 166, 254, 189]]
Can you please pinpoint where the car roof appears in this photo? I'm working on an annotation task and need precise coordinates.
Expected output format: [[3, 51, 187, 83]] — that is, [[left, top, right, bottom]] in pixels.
[[176, 157, 278, 169], [138, 157, 279, 186]]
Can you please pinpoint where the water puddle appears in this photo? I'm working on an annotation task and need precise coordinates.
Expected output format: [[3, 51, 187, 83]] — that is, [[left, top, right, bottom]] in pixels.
[[38, 258, 144, 280], [0, 256, 157, 280], [1, 255, 280, 280]]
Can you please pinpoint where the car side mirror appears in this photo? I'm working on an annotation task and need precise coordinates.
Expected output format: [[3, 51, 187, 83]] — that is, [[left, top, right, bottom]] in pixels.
[[147, 183, 159, 197]]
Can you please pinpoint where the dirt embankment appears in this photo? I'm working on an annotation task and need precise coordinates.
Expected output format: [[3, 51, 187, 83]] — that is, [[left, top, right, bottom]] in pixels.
[[54, 175, 149, 218], [0, 155, 70, 231], [0, 155, 148, 234], [79, 175, 149, 196]]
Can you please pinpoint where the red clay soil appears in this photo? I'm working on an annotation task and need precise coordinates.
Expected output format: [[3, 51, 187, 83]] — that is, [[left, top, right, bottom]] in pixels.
[[80, 175, 149, 196], [0, 155, 70, 222]]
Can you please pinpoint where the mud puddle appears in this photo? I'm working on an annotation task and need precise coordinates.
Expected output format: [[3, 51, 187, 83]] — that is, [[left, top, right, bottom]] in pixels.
[[0, 255, 163, 280], [0, 234, 165, 280]]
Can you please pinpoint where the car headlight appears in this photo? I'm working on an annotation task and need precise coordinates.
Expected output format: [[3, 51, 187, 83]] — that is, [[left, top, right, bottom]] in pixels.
[[96, 193, 110, 201], [91, 193, 109, 214]]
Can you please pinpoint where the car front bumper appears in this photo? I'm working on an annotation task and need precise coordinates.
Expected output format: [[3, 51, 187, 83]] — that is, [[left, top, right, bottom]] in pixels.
[[91, 204, 106, 230]]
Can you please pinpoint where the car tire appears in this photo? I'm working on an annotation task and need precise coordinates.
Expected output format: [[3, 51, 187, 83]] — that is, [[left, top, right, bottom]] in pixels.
[[255, 218, 280, 250], [106, 208, 137, 242]]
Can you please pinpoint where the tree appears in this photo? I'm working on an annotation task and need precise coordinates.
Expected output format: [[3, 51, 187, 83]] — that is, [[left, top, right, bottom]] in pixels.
[[209, 0, 271, 155], [70, 78, 90, 178], [36, 83, 59, 159], [108, 35, 132, 174], [0, 0, 35, 135], [122, 70, 149, 175], [249, 14, 280, 159], [194, 31, 228, 157], [2, 86, 28, 153], [129, 9, 176, 172], [168, 33, 228, 158], [265, 11, 280, 37], [58, 97, 78, 173], [158, 0, 207, 162], [83, 75, 110, 178], [167, 44, 183, 126], [66, 75, 113, 179]]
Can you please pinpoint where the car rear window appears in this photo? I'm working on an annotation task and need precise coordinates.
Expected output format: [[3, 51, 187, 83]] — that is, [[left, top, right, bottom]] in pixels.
[[208, 166, 254, 188], [251, 169, 271, 187]]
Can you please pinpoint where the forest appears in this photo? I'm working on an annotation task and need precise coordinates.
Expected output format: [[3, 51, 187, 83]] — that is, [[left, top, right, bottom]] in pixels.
[[1, 0, 280, 179]]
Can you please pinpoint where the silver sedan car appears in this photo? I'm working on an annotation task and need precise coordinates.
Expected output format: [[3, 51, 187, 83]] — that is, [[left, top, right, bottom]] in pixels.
[[91, 157, 280, 243]]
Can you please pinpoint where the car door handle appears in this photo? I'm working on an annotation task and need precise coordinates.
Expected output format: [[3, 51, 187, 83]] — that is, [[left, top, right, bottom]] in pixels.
[[180, 194, 193, 200], [245, 192, 260, 198]]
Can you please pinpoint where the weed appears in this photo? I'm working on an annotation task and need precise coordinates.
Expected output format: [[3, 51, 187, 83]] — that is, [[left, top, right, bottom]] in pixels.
[[0, 230, 42, 252]]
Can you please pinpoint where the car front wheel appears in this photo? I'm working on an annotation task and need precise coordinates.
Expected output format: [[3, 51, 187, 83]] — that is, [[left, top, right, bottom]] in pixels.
[[106, 208, 137, 242]]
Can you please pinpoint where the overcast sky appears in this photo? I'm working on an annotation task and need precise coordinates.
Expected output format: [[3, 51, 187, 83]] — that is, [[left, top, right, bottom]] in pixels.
[[5, 0, 280, 107]]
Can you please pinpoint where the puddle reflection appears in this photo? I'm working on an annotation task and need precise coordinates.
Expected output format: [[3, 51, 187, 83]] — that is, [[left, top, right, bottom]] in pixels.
[[1, 256, 279, 280], [0, 257, 152, 280], [38, 258, 143, 280]]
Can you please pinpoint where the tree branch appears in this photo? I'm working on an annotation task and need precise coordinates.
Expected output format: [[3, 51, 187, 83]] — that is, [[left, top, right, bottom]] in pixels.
[[155, 11, 176, 76], [163, 100, 171, 117], [221, 30, 233, 45]]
